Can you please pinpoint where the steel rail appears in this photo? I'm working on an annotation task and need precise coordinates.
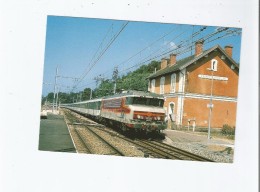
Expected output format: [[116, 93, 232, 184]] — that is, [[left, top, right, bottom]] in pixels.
[[85, 126, 125, 156], [97, 127, 215, 162], [63, 110, 92, 153], [152, 140, 214, 162], [64, 109, 214, 162], [73, 128, 94, 154]]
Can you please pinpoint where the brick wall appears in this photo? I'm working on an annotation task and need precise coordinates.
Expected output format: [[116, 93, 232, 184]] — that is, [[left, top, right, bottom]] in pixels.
[[182, 98, 237, 128], [149, 47, 239, 129], [185, 52, 239, 97]]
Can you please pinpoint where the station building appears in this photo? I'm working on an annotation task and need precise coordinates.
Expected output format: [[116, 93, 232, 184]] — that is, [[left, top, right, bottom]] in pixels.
[[147, 41, 239, 129]]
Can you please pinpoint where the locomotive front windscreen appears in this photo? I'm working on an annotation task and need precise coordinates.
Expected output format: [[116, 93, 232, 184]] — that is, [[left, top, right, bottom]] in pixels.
[[126, 97, 164, 107]]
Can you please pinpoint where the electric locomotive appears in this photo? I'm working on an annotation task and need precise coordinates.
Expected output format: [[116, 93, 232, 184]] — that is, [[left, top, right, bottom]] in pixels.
[[62, 90, 166, 132]]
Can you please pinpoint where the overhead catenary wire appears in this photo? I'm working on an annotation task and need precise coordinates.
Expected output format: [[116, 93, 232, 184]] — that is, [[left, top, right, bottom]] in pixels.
[[66, 24, 114, 92], [115, 29, 208, 73], [72, 24, 181, 92], [71, 21, 129, 92], [82, 24, 114, 76], [96, 25, 192, 81], [175, 28, 241, 56], [100, 25, 182, 77], [67, 26, 241, 94], [145, 27, 230, 60], [123, 28, 239, 77], [114, 27, 240, 76], [75, 26, 226, 90], [103, 25, 207, 77]]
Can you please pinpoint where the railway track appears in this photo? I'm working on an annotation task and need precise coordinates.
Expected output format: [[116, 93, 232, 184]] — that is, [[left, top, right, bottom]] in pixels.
[[149, 140, 214, 161], [134, 140, 214, 161], [63, 111, 92, 153], [62, 109, 214, 162], [75, 125, 125, 156], [63, 109, 143, 157], [69, 127, 91, 153], [97, 127, 214, 162], [64, 110, 124, 155]]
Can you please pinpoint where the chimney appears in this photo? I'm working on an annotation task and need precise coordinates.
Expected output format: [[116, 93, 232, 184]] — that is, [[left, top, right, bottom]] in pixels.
[[169, 53, 177, 66], [225, 45, 233, 57], [160, 58, 168, 70], [195, 40, 204, 56]]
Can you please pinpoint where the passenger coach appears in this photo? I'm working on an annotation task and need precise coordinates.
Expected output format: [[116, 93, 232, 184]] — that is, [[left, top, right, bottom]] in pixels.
[[62, 90, 167, 133]]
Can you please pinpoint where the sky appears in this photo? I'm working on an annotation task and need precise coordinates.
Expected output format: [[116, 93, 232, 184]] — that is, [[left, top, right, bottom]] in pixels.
[[42, 15, 242, 96]]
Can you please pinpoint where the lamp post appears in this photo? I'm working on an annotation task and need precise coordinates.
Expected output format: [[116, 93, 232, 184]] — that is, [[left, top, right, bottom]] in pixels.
[[207, 68, 214, 140]]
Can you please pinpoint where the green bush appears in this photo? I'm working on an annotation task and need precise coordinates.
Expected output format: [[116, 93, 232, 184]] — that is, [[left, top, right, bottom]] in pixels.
[[221, 124, 235, 136]]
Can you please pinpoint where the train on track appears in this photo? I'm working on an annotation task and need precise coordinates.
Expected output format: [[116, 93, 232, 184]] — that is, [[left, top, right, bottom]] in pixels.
[[61, 90, 167, 133]]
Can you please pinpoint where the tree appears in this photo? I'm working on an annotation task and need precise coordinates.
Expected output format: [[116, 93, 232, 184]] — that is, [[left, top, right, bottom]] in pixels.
[[41, 60, 161, 103]]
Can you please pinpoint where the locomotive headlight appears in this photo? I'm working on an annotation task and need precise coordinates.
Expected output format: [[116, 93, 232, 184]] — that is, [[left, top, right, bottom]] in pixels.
[[137, 115, 141, 119], [157, 116, 161, 120]]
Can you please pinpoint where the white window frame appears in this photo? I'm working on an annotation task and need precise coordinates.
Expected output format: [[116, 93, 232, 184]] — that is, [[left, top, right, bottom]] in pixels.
[[211, 59, 218, 71], [178, 71, 184, 92], [151, 79, 155, 93], [170, 73, 176, 93], [160, 76, 165, 94]]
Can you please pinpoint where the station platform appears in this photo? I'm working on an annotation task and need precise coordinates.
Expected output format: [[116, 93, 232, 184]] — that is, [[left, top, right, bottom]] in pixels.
[[163, 129, 235, 148], [38, 113, 76, 153]]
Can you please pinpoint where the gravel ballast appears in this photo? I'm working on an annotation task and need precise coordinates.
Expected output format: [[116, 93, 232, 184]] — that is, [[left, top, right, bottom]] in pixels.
[[162, 130, 234, 163]]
